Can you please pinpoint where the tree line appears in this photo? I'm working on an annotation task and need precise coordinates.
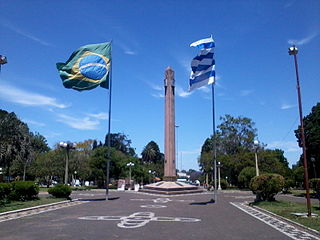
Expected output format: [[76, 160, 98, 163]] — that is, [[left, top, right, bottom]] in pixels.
[[0, 109, 164, 187], [1, 102, 319, 188], [199, 102, 320, 188]]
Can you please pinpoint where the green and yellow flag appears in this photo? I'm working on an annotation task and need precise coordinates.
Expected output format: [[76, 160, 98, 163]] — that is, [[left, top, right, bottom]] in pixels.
[[57, 42, 111, 91]]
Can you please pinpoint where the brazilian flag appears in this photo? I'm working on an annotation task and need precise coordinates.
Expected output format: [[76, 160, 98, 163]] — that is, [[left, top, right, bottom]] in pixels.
[[57, 42, 111, 91]]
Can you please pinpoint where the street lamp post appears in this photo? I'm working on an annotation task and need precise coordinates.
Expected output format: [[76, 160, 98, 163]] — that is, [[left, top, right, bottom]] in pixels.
[[288, 45, 312, 217], [254, 140, 260, 176], [127, 162, 135, 189], [217, 162, 222, 190], [59, 141, 76, 185]]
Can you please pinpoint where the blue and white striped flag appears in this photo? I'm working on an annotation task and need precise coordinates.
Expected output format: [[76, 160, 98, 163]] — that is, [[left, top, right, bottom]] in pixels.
[[189, 36, 215, 91]]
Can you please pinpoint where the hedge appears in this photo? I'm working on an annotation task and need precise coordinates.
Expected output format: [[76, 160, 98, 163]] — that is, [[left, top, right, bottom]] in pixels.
[[10, 181, 39, 201], [0, 181, 39, 202], [48, 184, 72, 199]]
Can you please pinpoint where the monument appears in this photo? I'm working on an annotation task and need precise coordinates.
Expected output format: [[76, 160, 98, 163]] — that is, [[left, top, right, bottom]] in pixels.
[[164, 66, 176, 181], [141, 67, 202, 194]]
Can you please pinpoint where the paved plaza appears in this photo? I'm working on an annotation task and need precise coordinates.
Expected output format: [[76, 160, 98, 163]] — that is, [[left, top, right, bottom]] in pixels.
[[0, 190, 319, 240]]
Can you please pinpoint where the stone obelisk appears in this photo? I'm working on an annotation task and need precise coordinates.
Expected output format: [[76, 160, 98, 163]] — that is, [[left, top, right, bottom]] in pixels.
[[139, 67, 202, 194], [163, 66, 176, 181]]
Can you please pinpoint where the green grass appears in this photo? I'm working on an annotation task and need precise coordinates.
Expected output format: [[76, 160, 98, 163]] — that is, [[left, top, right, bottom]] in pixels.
[[0, 197, 67, 213], [252, 200, 320, 232]]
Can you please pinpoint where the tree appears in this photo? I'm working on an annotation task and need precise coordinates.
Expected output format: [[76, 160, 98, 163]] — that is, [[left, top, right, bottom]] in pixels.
[[30, 149, 65, 186], [199, 115, 258, 186], [295, 102, 320, 178], [293, 166, 305, 188], [238, 167, 256, 188], [0, 110, 31, 180], [89, 146, 140, 187], [259, 149, 291, 178], [198, 114, 291, 187], [217, 114, 257, 155], [30, 132, 50, 153], [68, 140, 95, 183], [104, 133, 136, 156], [141, 141, 163, 164]]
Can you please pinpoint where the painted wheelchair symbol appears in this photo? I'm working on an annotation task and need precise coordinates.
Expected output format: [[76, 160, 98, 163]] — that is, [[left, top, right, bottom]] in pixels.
[[79, 212, 201, 229]]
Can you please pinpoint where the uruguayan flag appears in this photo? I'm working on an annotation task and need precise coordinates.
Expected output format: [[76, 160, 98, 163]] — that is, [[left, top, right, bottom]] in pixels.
[[189, 36, 215, 91]]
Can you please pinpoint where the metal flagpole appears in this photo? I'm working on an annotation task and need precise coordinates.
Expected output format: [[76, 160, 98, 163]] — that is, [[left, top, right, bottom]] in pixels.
[[212, 83, 217, 202], [106, 41, 113, 201]]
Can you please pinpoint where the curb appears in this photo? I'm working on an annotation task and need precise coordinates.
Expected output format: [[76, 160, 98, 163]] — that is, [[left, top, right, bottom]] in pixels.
[[0, 198, 79, 216], [249, 202, 320, 237]]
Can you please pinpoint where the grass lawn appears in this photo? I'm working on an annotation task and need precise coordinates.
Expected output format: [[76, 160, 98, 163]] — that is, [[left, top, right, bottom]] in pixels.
[[0, 197, 67, 213], [252, 200, 320, 232]]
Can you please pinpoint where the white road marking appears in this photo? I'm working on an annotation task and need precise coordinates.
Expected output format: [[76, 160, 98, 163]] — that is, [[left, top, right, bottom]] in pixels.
[[79, 211, 201, 229], [130, 197, 194, 204], [140, 205, 167, 208]]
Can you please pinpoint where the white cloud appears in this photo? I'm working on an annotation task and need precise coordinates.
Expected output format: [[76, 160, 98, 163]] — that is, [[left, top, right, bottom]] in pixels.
[[288, 32, 318, 46], [176, 85, 192, 98], [147, 81, 165, 98], [87, 112, 108, 120], [150, 84, 163, 91], [240, 89, 254, 96], [124, 50, 136, 55], [267, 141, 300, 153], [281, 103, 296, 110], [23, 119, 46, 127], [198, 86, 210, 93], [0, 83, 67, 109], [178, 58, 191, 74], [115, 41, 137, 55], [2, 21, 51, 46], [57, 114, 100, 130], [151, 93, 164, 98]]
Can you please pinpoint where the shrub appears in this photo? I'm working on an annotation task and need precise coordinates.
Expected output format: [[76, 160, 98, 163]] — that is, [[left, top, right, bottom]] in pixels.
[[249, 174, 285, 201], [48, 184, 72, 199], [10, 181, 39, 201], [0, 183, 12, 201]]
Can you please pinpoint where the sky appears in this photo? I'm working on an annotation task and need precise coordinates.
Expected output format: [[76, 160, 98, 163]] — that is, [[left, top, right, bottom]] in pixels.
[[0, 0, 319, 171]]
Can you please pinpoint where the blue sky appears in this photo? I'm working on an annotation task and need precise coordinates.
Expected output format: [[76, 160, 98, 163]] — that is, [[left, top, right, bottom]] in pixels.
[[0, 0, 319, 171]]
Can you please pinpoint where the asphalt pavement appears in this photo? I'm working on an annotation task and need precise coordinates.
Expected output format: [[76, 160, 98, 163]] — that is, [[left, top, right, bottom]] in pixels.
[[0, 190, 319, 240]]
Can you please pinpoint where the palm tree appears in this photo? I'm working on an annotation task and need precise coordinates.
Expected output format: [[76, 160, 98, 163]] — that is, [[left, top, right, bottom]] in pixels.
[[141, 141, 161, 164]]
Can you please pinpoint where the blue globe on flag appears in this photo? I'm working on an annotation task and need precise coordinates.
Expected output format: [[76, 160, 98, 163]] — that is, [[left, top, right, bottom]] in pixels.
[[79, 54, 108, 80]]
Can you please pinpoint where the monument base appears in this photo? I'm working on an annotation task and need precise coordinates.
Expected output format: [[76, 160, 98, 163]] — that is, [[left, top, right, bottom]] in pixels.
[[163, 176, 177, 182], [140, 181, 204, 195]]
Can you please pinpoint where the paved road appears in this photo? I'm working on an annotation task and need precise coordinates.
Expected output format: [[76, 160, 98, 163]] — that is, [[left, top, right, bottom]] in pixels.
[[1, 190, 319, 240]]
